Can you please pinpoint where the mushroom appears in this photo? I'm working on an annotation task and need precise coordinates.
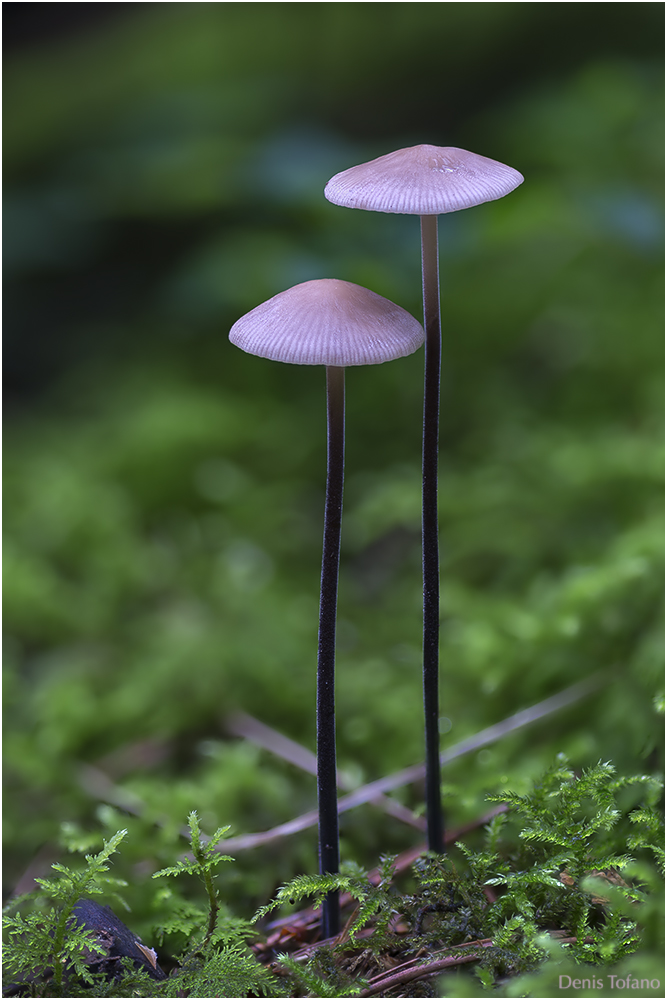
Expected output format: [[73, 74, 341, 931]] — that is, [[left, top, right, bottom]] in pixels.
[[229, 278, 424, 937], [325, 145, 523, 853]]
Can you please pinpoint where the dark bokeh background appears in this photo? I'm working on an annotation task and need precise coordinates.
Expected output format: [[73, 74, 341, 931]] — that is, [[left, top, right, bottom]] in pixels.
[[3, 1, 664, 940], [4, 2, 663, 402]]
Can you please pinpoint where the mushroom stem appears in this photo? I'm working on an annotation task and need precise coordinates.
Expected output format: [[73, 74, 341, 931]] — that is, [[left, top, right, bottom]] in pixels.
[[420, 214, 444, 853], [317, 364, 345, 938]]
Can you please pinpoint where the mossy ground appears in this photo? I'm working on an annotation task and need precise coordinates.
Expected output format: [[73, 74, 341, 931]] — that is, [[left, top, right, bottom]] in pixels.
[[4, 761, 663, 997]]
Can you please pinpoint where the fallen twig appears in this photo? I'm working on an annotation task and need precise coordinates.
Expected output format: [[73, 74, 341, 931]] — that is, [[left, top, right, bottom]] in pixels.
[[226, 711, 426, 831], [358, 939, 494, 997], [358, 934, 583, 996], [221, 676, 600, 851]]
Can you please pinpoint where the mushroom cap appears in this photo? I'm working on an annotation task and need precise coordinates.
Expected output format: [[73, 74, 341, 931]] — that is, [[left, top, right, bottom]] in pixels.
[[325, 144, 523, 215], [229, 278, 424, 367]]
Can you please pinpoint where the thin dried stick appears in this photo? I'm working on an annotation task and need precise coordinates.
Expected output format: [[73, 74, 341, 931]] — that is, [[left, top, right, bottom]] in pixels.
[[226, 711, 425, 831], [359, 935, 582, 996], [222, 677, 599, 851], [360, 941, 493, 997]]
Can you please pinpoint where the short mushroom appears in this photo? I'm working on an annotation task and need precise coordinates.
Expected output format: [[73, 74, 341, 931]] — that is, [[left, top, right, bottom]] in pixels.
[[229, 278, 424, 937], [325, 145, 523, 854]]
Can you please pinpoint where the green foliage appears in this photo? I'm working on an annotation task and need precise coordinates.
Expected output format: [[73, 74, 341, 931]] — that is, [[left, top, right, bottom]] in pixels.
[[251, 757, 663, 996], [3, 819, 282, 998], [439, 757, 664, 992], [151, 812, 281, 997], [3, 831, 129, 995], [486, 756, 662, 878], [150, 886, 275, 995], [256, 854, 399, 948], [3, 760, 661, 996], [153, 810, 233, 946], [276, 951, 363, 999], [161, 942, 283, 999]]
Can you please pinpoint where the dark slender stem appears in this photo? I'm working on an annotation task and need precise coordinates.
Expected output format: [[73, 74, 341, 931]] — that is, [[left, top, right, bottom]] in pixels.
[[317, 364, 345, 938], [420, 214, 444, 853]]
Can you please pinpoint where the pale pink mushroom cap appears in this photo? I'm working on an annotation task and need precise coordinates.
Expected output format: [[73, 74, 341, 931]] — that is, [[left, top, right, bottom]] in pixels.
[[325, 144, 523, 215], [229, 278, 424, 367]]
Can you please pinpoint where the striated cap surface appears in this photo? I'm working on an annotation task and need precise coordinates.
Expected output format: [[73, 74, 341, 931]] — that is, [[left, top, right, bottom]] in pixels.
[[325, 144, 523, 215], [229, 278, 424, 367]]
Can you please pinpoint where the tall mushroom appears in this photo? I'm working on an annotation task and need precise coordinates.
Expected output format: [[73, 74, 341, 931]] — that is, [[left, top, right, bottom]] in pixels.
[[229, 278, 424, 938], [325, 145, 523, 854]]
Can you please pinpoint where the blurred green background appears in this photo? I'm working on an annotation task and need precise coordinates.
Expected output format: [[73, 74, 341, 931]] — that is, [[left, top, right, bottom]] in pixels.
[[3, 2, 664, 934]]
